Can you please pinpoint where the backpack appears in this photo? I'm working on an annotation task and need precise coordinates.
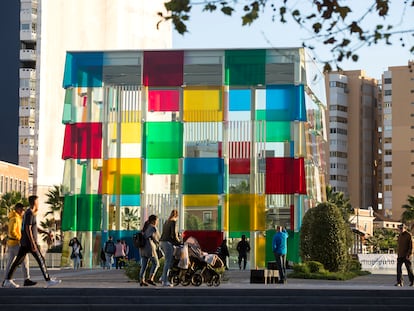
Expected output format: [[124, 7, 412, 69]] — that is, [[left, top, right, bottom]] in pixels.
[[104, 240, 116, 254], [133, 232, 146, 249]]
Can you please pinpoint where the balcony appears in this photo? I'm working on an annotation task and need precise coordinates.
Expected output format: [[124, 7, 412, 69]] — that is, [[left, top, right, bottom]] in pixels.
[[19, 107, 35, 118], [20, 30, 36, 42], [20, 49, 36, 62], [19, 87, 36, 98], [19, 68, 36, 79], [18, 126, 35, 137], [20, 9, 37, 23]]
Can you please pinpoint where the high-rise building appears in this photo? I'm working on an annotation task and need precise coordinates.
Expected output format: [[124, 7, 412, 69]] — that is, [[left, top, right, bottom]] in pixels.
[[380, 61, 414, 220], [326, 71, 379, 213], [0, 2, 19, 163], [19, 0, 172, 219]]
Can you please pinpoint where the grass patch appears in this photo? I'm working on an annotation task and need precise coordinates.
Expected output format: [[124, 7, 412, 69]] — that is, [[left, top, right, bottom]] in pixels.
[[288, 260, 371, 281]]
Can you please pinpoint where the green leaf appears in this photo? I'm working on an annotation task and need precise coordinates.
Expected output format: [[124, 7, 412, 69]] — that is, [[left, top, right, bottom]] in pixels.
[[313, 22, 322, 33], [221, 6, 234, 15]]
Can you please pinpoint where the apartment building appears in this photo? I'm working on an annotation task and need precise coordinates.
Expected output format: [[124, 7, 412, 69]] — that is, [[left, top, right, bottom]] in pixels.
[[326, 70, 379, 213], [380, 61, 414, 220], [19, 0, 172, 219], [0, 160, 29, 198]]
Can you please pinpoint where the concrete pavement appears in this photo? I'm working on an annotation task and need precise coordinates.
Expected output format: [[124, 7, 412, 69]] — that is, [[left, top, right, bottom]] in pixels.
[[2, 266, 408, 290]]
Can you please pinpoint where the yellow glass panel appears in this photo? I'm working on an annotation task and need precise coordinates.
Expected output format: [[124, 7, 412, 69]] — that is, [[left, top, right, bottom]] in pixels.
[[255, 234, 266, 268], [183, 87, 223, 122], [121, 123, 141, 143], [251, 194, 265, 231], [102, 158, 141, 194], [184, 194, 220, 207], [223, 195, 229, 231]]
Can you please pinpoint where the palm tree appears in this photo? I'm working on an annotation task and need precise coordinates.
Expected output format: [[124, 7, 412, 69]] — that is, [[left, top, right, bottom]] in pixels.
[[122, 207, 139, 230], [39, 218, 57, 249], [326, 185, 353, 223], [44, 185, 64, 243], [401, 195, 414, 229]]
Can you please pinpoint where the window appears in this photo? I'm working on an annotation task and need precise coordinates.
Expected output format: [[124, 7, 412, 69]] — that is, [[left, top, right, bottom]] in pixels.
[[384, 78, 392, 84], [384, 90, 392, 96], [21, 23, 30, 30], [203, 211, 212, 224]]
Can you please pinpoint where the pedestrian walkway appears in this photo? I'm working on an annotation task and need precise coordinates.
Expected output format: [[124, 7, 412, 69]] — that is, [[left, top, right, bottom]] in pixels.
[[2, 266, 408, 290]]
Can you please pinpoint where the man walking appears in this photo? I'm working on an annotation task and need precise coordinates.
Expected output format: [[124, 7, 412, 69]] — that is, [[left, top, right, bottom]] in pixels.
[[272, 225, 289, 284], [395, 223, 414, 287], [103, 236, 116, 269], [3, 195, 61, 288], [2, 203, 36, 287]]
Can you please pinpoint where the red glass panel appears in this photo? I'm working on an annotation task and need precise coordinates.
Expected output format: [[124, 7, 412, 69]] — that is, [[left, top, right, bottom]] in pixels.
[[229, 159, 250, 174], [143, 51, 184, 87], [182, 230, 224, 253], [62, 123, 102, 159], [148, 89, 180, 112], [265, 158, 306, 194]]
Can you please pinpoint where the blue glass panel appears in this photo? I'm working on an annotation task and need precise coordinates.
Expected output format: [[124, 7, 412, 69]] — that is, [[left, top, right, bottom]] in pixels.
[[183, 158, 224, 174], [229, 89, 251, 111], [265, 85, 306, 121], [63, 52, 104, 88], [111, 195, 140, 206]]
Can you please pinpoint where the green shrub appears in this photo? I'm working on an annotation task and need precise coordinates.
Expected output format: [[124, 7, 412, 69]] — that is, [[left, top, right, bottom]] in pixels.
[[306, 261, 324, 273], [292, 263, 310, 274], [347, 259, 362, 272], [300, 202, 351, 272], [124, 258, 165, 281]]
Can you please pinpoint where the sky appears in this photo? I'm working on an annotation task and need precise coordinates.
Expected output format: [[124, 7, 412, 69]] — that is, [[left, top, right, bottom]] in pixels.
[[172, 1, 414, 80]]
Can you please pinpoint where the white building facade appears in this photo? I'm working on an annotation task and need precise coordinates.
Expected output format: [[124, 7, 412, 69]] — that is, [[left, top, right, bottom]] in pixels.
[[19, 0, 172, 218]]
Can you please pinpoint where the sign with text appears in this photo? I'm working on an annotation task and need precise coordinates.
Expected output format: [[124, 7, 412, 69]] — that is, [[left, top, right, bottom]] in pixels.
[[358, 254, 397, 271]]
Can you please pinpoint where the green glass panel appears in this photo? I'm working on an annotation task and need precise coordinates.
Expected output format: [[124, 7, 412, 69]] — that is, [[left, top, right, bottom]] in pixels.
[[77, 194, 102, 231], [146, 158, 179, 174], [183, 174, 223, 194], [256, 110, 266, 121], [62, 89, 73, 124], [113, 175, 141, 194], [229, 202, 250, 232], [228, 231, 251, 239], [62, 195, 102, 231], [256, 121, 291, 142], [143, 122, 183, 158], [217, 205, 222, 231], [62, 195, 77, 231], [225, 50, 266, 86]]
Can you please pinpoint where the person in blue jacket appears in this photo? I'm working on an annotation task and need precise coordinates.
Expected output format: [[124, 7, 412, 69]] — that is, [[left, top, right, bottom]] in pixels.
[[272, 225, 289, 284]]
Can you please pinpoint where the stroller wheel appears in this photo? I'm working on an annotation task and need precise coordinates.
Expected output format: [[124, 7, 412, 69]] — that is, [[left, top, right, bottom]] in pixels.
[[212, 274, 220, 287], [172, 275, 180, 286], [191, 273, 203, 287], [181, 276, 191, 286]]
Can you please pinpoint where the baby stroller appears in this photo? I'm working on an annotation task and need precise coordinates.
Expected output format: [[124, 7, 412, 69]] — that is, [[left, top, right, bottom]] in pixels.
[[168, 236, 224, 287]]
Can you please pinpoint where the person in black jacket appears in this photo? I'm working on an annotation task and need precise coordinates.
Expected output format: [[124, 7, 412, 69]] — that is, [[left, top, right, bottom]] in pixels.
[[237, 235, 251, 270], [217, 239, 230, 270], [159, 209, 181, 287]]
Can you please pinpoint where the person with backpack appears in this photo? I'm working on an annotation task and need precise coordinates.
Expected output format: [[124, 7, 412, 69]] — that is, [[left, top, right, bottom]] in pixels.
[[104, 236, 116, 270], [139, 215, 160, 286]]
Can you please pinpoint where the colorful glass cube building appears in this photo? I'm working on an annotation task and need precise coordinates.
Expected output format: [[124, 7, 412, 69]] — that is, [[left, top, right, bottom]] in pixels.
[[61, 48, 327, 268]]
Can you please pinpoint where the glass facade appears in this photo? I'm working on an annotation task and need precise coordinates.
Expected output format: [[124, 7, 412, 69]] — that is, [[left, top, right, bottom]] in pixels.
[[61, 48, 327, 268]]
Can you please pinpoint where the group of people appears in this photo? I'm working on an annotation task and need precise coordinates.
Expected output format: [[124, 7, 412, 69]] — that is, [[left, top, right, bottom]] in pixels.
[[102, 237, 130, 270], [138, 209, 180, 287], [5, 196, 413, 289], [2, 195, 61, 288]]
